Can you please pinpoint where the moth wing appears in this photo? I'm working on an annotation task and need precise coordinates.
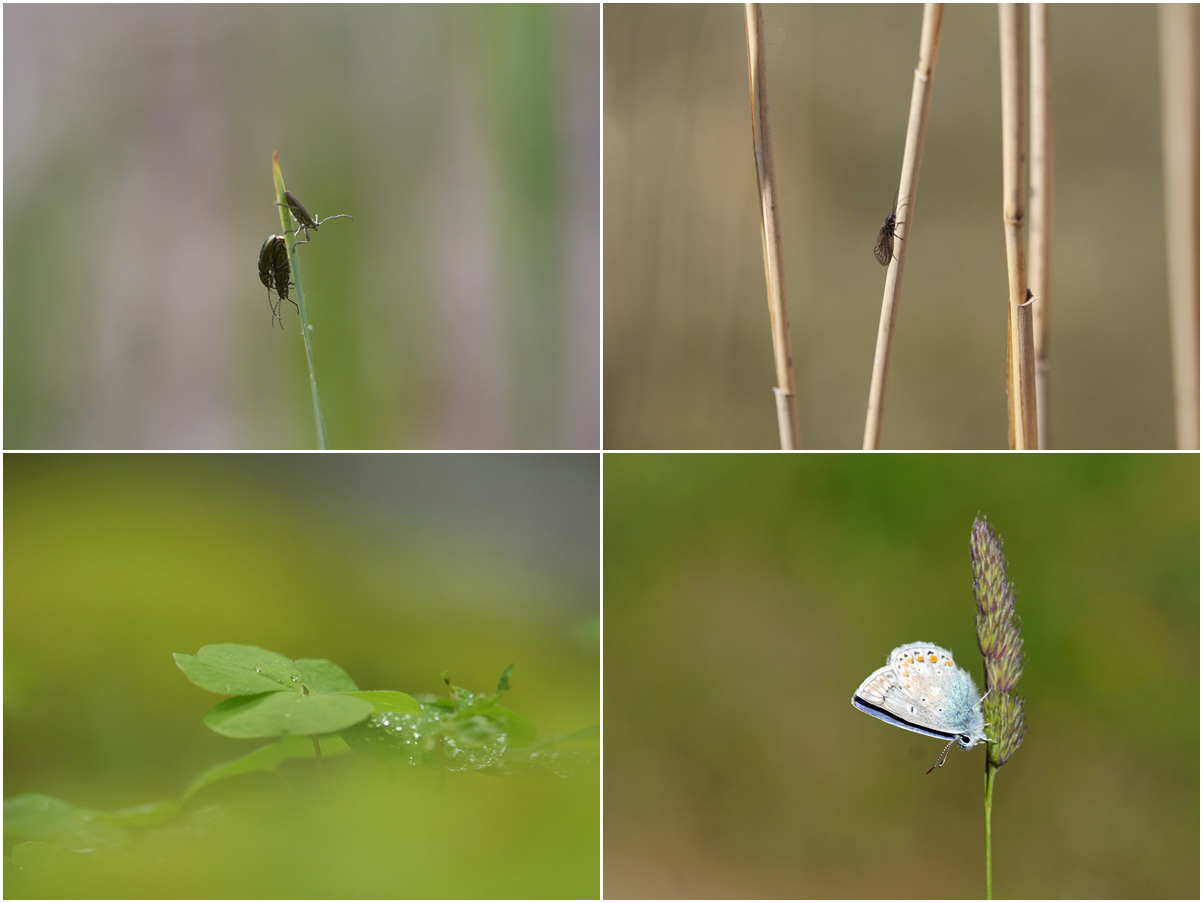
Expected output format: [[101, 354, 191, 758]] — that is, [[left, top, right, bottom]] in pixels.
[[873, 226, 893, 266]]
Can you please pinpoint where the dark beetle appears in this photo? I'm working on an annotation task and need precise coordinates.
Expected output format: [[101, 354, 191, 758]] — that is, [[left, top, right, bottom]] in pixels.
[[270, 238, 296, 318], [276, 190, 354, 246], [257, 235, 281, 322], [257, 234, 296, 327]]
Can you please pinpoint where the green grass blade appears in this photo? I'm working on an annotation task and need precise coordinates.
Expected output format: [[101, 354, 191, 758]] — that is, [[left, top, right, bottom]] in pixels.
[[272, 152, 329, 449]]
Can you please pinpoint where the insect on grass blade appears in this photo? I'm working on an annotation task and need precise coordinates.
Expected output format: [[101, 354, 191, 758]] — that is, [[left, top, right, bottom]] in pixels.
[[257, 234, 296, 328], [277, 190, 354, 246], [874, 191, 904, 267]]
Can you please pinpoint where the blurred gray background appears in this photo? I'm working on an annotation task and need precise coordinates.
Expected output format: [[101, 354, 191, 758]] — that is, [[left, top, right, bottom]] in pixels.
[[5, 4, 599, 449], [604, 4, 1189, 449]]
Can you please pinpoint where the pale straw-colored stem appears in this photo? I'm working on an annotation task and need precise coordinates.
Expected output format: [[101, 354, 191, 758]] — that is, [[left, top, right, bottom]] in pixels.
[[999, 6, 1037, 449], [862, 4, 944, 450], [1157, 5, 1200, 449], [1029, 5, 1053, 449], [1013, 294, 1037, 431], [745, 3, 800, 450]]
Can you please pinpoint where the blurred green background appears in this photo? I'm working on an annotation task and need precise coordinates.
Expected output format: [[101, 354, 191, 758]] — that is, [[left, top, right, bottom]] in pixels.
[[4, 4, 599, 449], [604, 5, 1191, 449], [604, 453, 1198, 898], [4, 453, 599, 897]]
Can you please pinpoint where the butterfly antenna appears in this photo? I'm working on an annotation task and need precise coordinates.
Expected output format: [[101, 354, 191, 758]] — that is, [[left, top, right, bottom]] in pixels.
[[926, 737, 957, 775]]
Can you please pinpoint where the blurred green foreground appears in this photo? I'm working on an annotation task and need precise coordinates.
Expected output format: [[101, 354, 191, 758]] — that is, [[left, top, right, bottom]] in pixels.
[[4, 454, 600, 898]]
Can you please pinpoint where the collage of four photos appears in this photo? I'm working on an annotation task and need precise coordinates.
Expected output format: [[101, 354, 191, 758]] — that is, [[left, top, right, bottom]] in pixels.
[[3, 4, 1200, 900]]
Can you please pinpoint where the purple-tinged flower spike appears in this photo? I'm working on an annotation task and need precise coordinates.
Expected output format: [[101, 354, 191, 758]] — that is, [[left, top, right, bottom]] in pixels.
[[971, 516, 1026, 768]]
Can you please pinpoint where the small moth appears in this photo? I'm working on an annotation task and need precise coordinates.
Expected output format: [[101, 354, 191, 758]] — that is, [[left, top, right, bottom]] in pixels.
[[873, 191, 904, 267]]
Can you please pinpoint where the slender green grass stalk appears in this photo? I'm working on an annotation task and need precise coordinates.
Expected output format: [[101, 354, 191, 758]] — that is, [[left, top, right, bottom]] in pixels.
[[272, 151, 329, 450], [970, 516, 1027, 899], [744, 3, 800, 450], [862, 4, 943, 450]]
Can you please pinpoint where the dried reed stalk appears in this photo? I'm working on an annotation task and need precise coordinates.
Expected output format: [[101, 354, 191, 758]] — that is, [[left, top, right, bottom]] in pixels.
[[745, 3, 800, 450], [1158, 5, 1200, 449], [862, 4, 944, 450], [999, 6, 1037, 449], [1029, 6, 1053, 448]]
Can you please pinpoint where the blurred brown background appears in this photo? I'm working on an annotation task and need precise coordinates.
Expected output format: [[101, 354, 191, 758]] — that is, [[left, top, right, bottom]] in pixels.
[[604, 4, 1190, 449], [5, 5, 599, 450]]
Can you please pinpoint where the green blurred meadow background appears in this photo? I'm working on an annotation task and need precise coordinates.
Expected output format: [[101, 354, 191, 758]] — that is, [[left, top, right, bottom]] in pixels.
[[4, 453, 599, 897], [603, 453, 1198, 898], [604, 4, 1190, 449], [4, 4, 599, 450]]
